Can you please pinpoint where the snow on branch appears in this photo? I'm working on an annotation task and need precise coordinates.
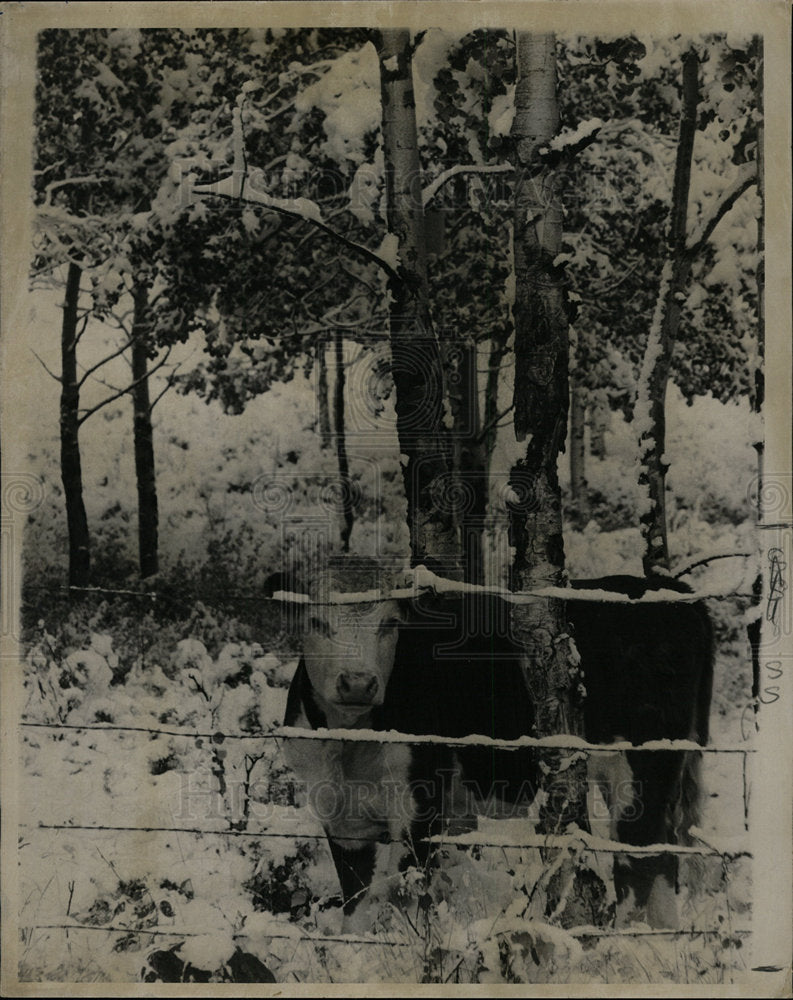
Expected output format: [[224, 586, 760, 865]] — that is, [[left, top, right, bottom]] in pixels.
[[539, 118, 604, 161], [191, 172, 399, 281], [42, 174, 100, 207], [686, 163, 756, 257], [421, 163, 512, 208], [190, 100, 399, 282]]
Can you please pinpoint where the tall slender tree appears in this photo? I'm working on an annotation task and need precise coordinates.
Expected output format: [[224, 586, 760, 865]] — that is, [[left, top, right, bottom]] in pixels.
[[333, 330, 354, 552], [59, 262, 90, 586], [507, 31, 588, 850], [636, 48, 700, 574], [636, 45, 756, 573], [376, 28, 460, 574], [130, 282, 159, 578]]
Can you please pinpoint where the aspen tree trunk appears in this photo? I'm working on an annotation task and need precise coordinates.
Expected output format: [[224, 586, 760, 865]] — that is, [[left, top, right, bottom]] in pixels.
[[131, 283, 159, 579], [333, 330, 354, 552], [60, 262, 90, 587], [637, 49, 699, 575], [377, 29, 460, 575], [508, 34, 588, 850]]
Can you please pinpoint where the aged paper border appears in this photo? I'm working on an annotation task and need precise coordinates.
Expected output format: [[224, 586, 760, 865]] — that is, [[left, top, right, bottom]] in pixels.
[[1, 1, 790, 996]]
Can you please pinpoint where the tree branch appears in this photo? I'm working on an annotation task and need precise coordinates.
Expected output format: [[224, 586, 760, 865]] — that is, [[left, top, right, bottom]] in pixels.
[[686, 166, 756, 259], [149, 362, 182, 412], [30, 349, 62, 383], [34, 158, 66, 180], [191, 174, 400, 283], [69, 312, 91, 352], [43, 174, 100, 207], [87, 372, 125, 394], [77, 346, 172, 426], [106, 311, 133, 339], [476, 402, 515, 443], [339, 262, 382, 298], [77, 335, 136, 388], [422, 163, 512, 208]]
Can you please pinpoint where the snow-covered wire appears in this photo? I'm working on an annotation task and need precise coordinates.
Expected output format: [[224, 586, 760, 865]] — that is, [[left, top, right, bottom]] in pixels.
[[21, 921, 417, 949], [20, 720, 754, 755], [23, 822, 751, 859], [20, 576, 755, 604], [19, 920, 753, 945]]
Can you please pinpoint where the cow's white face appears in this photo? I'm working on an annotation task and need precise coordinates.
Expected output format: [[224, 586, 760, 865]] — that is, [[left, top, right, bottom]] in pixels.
[[302, 599, 406, 727]]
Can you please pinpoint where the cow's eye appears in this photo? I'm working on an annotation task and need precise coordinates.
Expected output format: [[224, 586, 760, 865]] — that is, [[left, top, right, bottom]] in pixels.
[[380, 617, 402, 632]]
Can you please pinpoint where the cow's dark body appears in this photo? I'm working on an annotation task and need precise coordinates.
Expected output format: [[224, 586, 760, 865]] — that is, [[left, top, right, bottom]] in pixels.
[[282, 575, 713, 927]]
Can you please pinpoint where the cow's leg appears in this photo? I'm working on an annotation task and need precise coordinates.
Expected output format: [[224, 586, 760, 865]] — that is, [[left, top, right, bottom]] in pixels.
[[587, 747, 682, 928], [326, 834, 377, 918], [614, 750, 687, 929]]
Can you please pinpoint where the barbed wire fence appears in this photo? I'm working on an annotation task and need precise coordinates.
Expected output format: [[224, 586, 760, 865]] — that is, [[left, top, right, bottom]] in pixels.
[[15, 579, 758, 979]]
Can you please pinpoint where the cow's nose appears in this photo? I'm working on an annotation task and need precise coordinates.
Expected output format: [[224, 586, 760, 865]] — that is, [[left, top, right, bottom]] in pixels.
[[336, 672, 379, 704]]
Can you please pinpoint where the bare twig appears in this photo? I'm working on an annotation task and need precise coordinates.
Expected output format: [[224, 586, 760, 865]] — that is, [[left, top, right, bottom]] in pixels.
[[674, 552, 754, 579], [30, 349, 62, 383], [476, 403, 515, 444], [686, 166, 756, 259], [77, 335, 136, 389], [77, 346, 172, 425]]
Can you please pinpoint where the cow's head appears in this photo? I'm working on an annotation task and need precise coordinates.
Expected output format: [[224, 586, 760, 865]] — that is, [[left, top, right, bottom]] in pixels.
[[303, 598, 406, 726], [267, 556, 408, 728]]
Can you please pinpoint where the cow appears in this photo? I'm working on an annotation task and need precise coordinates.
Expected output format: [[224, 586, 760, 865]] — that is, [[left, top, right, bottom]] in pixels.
[[268, 559, 713, 931]]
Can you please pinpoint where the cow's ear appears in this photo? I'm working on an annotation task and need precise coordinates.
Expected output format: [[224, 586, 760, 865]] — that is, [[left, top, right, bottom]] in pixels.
[[264, 570, 308, 599], [264, 572, 289, 598]]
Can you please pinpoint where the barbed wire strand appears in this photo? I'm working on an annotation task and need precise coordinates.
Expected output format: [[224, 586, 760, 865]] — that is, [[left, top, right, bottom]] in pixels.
[[21, 921, 753, 946], [19, 720, 754, 756], [21, 581, 756, 605], [22, 822, 752, 859]]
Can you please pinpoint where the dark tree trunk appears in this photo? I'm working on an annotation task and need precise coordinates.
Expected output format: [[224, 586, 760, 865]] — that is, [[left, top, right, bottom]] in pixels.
[[638, 49, 699, 575], [749, 37, 764, 722], [377, 28, 460, 576], [60, 262, 90, 587], [333, 330, 354, 552], [131, 283, 159, 579], [588, 392, 608, 458], [481, 327, 512, 584], [483, 327, 511, 467], [569, 379, 588, 520], [317, 336, 331, 449], [508, 32, 588, 846], [752, 36, 765, 461], [447, 338, 486, 584]]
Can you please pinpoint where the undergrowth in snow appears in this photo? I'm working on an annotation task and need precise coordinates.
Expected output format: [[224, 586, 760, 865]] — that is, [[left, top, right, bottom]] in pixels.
[[17, 549, 754, 984]]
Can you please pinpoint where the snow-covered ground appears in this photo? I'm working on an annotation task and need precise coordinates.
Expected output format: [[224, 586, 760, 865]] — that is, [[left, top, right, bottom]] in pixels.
[[17, 568, 755, 984]]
